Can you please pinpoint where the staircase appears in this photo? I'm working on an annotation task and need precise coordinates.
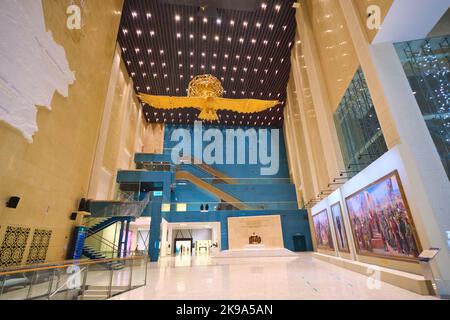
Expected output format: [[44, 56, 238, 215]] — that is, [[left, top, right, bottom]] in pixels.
[[175, 170, 250, 210], [82, 245, 124, 270], [79, 286, 130, 300], [87, 217, 126, 234]]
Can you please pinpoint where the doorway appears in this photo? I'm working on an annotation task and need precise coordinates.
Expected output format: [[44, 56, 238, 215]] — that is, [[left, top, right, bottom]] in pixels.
[[293, 234, 307, 252], [174, 238, 193, 255]]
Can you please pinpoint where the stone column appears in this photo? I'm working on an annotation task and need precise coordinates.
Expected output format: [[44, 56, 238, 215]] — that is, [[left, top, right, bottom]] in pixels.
[[87, 46, 121, 198]]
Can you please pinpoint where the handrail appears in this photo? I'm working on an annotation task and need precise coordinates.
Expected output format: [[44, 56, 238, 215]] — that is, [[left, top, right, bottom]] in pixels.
[[89, 192, 151, 218], [0, 255, 146, 277], [0, 258, 90, 273], [86, 231, 119, 251], [176, 171, 250, 210]]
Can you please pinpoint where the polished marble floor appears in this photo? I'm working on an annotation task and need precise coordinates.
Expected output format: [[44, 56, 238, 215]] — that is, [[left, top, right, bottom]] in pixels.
[[111, 253, 436, 300]]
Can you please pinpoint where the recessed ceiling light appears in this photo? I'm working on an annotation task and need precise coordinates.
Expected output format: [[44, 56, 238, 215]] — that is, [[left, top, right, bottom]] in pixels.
[[175, 14, 181, 21]]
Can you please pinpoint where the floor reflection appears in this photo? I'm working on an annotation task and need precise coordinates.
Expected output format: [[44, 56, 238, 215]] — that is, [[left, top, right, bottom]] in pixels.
[[112, 253, 437, 300]]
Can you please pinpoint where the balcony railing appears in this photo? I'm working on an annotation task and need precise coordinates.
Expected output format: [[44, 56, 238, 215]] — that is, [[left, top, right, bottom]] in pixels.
[[0, 254, 148, 300]]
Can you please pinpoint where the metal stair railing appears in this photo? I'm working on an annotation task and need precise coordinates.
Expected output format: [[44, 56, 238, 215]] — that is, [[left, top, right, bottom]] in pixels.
[[89, 192, 151, 218]]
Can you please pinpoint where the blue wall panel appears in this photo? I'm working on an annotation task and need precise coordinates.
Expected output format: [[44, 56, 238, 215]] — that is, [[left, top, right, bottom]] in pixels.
[[163, 210, 312, 251], [163, 124, 290, 180]]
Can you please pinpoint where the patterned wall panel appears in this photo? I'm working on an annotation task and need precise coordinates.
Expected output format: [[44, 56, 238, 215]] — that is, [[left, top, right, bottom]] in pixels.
[[26, 229, 52, 264], [0, 226, 31, 268]]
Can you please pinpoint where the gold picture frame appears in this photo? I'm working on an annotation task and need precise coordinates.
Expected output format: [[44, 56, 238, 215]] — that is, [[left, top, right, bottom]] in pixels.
[[345, 170, 422, 262], [312, 209, 334, 251], [330, 202, 350, 253]]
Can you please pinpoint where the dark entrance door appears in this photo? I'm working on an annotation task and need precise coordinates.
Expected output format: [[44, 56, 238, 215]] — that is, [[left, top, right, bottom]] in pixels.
[[293, 234, 307, 252]]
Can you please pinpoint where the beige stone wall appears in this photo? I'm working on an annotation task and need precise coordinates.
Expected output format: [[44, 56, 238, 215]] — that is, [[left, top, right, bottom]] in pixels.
[[0, 0, 128, 264], [142, 123, 165, 154], [305, 0, 360, 111], [227, 216, 284, 249]]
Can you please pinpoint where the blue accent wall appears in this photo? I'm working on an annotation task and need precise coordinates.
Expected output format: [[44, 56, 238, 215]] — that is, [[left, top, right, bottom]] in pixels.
[[163, 124, 290, 179], [163, 210, 312, 252]]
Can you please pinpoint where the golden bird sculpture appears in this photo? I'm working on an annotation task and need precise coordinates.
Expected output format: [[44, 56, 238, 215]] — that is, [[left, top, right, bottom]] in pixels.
[[137, 74, 280, 121]]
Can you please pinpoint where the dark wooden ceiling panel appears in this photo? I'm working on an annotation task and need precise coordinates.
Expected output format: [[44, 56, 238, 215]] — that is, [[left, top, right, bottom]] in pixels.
[[118, 0, 296, 127]]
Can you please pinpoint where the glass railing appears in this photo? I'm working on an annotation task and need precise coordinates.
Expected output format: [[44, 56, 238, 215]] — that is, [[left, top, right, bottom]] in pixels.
[[177, 176, 292, 185], [161, 200, 300, 212], [135, 162, 172, 172], [88, 192, 151, 218], [0, 254, 148, 300]]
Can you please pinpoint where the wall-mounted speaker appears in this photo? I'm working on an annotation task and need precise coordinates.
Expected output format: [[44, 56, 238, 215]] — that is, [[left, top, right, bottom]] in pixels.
[[70, 212, 78, 221], [78, 198, 86, 211], [6, 196, 20, 209]]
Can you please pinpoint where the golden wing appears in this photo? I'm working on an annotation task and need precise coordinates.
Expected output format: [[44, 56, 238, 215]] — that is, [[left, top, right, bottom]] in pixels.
[[212, 97, 280, 113], [137, 93, 206, 110]]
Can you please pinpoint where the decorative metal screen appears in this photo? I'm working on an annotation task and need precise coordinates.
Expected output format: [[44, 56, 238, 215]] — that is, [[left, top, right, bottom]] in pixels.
[[394, 36, 450, 179], [0, 226, 31, 268], [26, 229, 52, 264], [333, 67, 388, 175]]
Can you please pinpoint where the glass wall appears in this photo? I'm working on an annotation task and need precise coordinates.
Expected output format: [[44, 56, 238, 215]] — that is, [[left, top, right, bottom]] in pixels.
[[334, 67, 388, 175], [395, 36, 450, 179]]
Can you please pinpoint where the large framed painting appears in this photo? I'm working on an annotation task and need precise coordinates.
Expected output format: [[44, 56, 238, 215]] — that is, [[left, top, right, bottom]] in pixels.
[[330, 202, 350, 253], [312, 209, 334, 251], [345, 170, 422, 261]]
